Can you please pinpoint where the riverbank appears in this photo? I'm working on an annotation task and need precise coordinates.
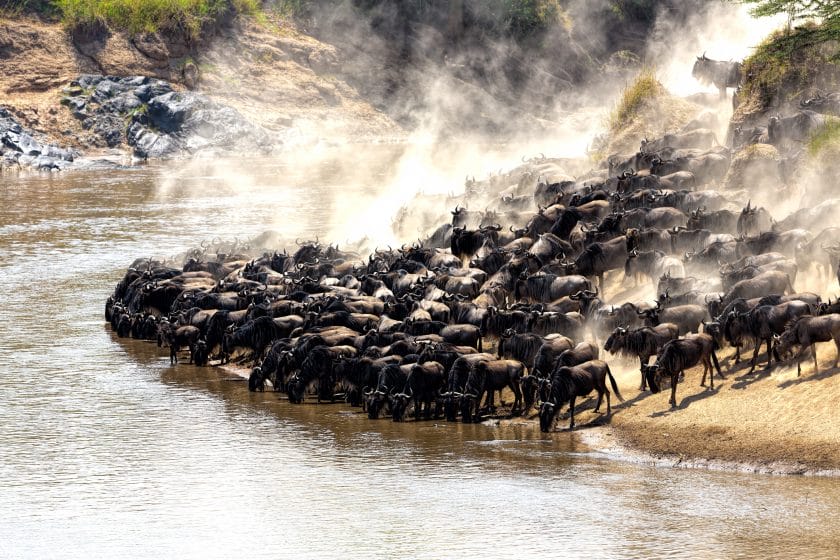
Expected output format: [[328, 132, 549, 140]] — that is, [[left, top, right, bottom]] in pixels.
[[583, 349, 840, 476], [218, 341, 840, 477]]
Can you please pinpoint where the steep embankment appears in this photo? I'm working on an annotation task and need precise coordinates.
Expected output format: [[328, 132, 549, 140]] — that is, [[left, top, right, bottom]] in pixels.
[[0, 13, 403, 157]]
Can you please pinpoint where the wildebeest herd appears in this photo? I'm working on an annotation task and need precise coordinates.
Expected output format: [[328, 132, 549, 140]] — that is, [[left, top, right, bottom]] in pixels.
[[105, 74, 840, 432]]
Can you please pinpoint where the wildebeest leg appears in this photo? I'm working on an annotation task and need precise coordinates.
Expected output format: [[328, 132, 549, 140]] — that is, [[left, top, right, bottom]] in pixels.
[[813, 343, 819, 375], [834, 336, 840, 369], [639, 356, 648, 391], [605, 388, 612, 416], [748, 339, 761, 373], [568, 397, 576, 430], [510, 380, 522, 415], [670, 372, 679, 408], [764, 338, 773, 370], [700, 358, 709, 387], [593, 389, 603, 413], [793, 345, 808, 377]]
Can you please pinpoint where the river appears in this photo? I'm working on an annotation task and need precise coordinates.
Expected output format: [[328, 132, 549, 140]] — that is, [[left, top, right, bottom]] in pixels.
[[2, 152, 840, 560]]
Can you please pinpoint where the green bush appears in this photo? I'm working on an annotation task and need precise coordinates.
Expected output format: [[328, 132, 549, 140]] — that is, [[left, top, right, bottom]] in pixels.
[[53, 0, 260, 37], [737, 20, 840, 111]]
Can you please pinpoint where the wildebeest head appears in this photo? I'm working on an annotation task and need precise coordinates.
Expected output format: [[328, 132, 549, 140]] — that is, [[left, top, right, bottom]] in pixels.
[[365, 387, 388, 420], [248, 366, 265, 392], [286, 373, 306, 404], [642, 364, 661, 393], [603, 326, 629, 354], [390, 392, 411, 422], [538, 399, 558, 432]]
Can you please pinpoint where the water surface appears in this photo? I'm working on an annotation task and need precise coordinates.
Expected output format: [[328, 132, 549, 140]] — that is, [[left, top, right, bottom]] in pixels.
[[2, 154, 840, 559]]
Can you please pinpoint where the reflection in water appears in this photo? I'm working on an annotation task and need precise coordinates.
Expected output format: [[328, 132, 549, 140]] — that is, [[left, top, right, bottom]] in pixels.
[[1, 155, 840, 559]]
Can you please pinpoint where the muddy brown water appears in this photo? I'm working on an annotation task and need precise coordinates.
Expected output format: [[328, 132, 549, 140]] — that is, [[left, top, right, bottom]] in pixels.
[[2, 152, 840, 559]]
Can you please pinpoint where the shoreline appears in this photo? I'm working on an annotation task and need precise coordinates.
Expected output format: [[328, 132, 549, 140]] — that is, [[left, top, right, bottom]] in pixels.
[[220, 360, 840, 477]]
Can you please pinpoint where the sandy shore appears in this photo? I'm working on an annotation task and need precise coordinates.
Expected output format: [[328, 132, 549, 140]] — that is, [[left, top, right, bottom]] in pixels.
[[223, 344, 840, 476], [555, 347, 840, 476]]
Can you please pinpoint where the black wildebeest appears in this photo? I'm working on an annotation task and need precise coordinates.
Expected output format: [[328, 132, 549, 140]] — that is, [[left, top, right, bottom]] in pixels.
[[538, 360, 623, 431], [643, 333, 723, 408], [604, 323, 679, 390], [775, 314, 840, 376]]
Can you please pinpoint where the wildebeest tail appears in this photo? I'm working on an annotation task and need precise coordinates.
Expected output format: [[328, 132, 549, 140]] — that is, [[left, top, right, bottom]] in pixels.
[[478, 335, 483, 353], [605, 364, 624, 402]]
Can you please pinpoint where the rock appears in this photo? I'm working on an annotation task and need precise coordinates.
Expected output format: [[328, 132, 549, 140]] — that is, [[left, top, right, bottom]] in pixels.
[[58, 74, 278, 160], [134, 80, 173, 102], [0, 106, 79, 170], [131, 32, 170, 62]]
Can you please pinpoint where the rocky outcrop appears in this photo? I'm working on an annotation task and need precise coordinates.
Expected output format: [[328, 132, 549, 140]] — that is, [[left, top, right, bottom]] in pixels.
[[62, 74, 276, 159], [0, 107, 78, 171]]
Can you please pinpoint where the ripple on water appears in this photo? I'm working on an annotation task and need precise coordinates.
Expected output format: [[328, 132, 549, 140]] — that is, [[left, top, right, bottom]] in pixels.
[[2, 158, 840, 560]]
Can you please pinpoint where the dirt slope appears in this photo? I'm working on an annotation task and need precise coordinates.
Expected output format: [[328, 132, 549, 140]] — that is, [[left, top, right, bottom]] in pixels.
[[0, 15, 403, 151]]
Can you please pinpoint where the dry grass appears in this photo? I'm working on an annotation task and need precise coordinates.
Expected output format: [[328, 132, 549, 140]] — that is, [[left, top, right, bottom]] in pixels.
[[599, 69, 699, 157]]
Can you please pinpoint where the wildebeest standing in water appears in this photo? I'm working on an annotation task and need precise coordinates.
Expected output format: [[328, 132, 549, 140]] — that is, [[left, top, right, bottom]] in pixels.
[[692, 52, 742, 99]]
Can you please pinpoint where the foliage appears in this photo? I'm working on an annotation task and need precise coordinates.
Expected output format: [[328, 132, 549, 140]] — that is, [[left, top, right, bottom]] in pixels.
[[807, 119, 840, 158], [495, 0, 565, 40], [608, 68, 663, 132], [0, 0, 59, 17], [49, 0, 259, 37], [734, 0, 839, 24], [736, 20, 840, 114]]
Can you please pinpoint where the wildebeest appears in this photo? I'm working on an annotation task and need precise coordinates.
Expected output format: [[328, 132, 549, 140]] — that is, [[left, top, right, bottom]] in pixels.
[[776, 314, 840, 376], [692, 53, 742, 98], [364, 362, 411, 419], [531, 335, 575, 377], [767, 110, 827, 147], [390, 361, 446, 421], [640, 129, 718, 152], [604, 323, 679, 390], [538, 360, 623, 431], [728, 301, 811, 373], [461, 359, 525, 422], [736, 201, 774, 237], [643, 333, 723, 408], [160, 324, 200, 364], [497, 329, 543, 370], [639, 303, 707, 335], [720, 270, 794, 307], [555, 342, 600, 367], [687, 207, 738, 233], [625, 249, 685, 285]]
